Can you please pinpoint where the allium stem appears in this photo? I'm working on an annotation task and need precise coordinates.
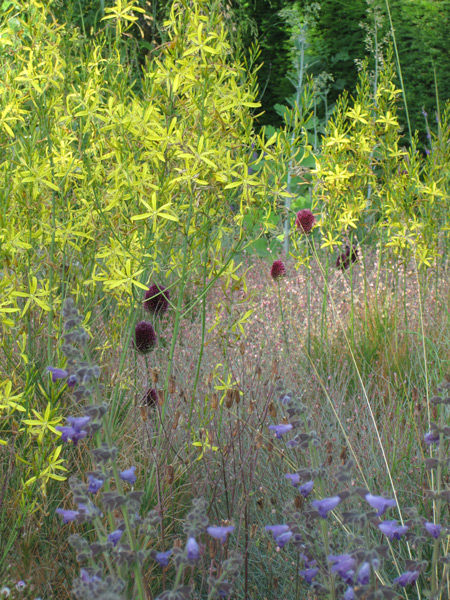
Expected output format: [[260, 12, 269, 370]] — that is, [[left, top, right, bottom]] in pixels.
[[277, 280, 289, 352]]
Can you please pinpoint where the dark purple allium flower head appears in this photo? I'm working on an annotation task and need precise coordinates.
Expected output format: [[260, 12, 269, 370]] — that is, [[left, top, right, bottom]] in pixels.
[[365, 493, 396, 516], [299, 480, 314, 498], [285, 473, 300, 486], [135, 321, 157, 354], [336, 244, 359, 270], [378, 520, 409, 540], [144, 284, 170, 315], [270, 260, 286, 281], [312, 496, 341, 518], [107, 529, 123, 547], [186, 536, 200, 561], [268, 423, 293, 439], [299, 568, 319, 584], [56, 508, 79, 523], [119, 466, 136, 485], [143, 387, 158, 407], [155, 549, 172, 567], [46, 366, 69, 382], [207, 526, 235, 545], [328, 554, 356, 584], [424, 521, 442, 539], [88, 475, 104, 494], [357, 562, 371, 585], [295, 209, 315, 234], [393, 570, 420, 587], [424, 431, 440, 445]]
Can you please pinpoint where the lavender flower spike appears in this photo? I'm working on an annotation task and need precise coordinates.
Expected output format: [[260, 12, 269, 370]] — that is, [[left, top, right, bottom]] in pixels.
[[119, 466, 137, 485], [206, 526, 235, 545], [312, 496, 341, 518], [365, 493, 396, 516], [268, 423, 293, 439]]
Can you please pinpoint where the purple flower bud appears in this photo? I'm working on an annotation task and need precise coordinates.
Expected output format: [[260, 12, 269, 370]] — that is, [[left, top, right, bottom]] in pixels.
[[357, 562, 370, 585], [206, 526, 235, 545], [270, 260, 286, 281], [67, 416, 91, 430], [424, 521, 442, 539], [119, 466, 136, 485], [107, 529, 123, 547], [344, 587, 355, 600], [155, 549, 172, 567], [144, 284, 170, 315], [46, 366, 69, 382], [364, 493, 396, 516], [299, 480, 314, 498], [424, 431, 440, 445], [378, 520, 409, 539], [312, 496, 341, 518], [295, 209, 316, 234], [393, 570, 420, 587], [299, 568, 319, 584], [265, 524, 290, 540], [55, 425, 88, 446], [56, 508, 79, 523], [268, 423, 293, 439], [328, 554, 356, 584], [285, 473, 300, 486], [275, 531, 293, 548], [134, 321, 157, 354], [88, 475, 104, 494], [186, 537, 200, 561]]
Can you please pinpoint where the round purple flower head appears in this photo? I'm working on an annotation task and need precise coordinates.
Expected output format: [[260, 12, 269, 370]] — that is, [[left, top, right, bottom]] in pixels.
[[295, 209, 315, 234], [144, 284, 170, 315], [135, 321, 157, 354], [270, 260, 286, 281], [143, 387, 158, 407]]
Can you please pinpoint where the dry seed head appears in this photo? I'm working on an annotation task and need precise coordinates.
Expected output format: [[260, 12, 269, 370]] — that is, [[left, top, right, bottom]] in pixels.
[[166, 464, 174, 485], [151, 368, 160, 384], [140, 406, 148, 422], [268, 402, 277, 418], [225, 389, 233, 408], [172, 411, 180, 429], [233, 389, 240, 404], [158, 389, 165, 406], [168, 376, 176, 394], [248, 400, 256, 414], [211, 393, 218, 410]]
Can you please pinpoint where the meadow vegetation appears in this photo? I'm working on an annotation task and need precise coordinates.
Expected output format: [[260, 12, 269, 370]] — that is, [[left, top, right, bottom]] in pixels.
[[1, 1, 450, 599]]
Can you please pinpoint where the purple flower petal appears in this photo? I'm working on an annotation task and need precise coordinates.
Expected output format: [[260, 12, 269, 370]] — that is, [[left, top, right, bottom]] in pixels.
[[268, 424, 293, 439], [357, 562, 370, 585], [378, 520, 409, 539], [186, 537, 200, 561], [424, 522, 442, 539], [312, 496, 341, 518], [107, 529, 123, 547], [285, 473, 300, 486], [299, 480, 314, 498], [46, 366, 69, 382], [155, 550, 172, 567], [365, 493, 396, 516], [275, 531, 293, 548], [299, 568, 318, 584], [206, 526, 235, 544], [88, 475, 104, 494], [119, 466, 136, 485], [265, 524, 290, 540], [67, 416, 91, 431], [56, 508, 79, 523], [393, 570, 420, 587]]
